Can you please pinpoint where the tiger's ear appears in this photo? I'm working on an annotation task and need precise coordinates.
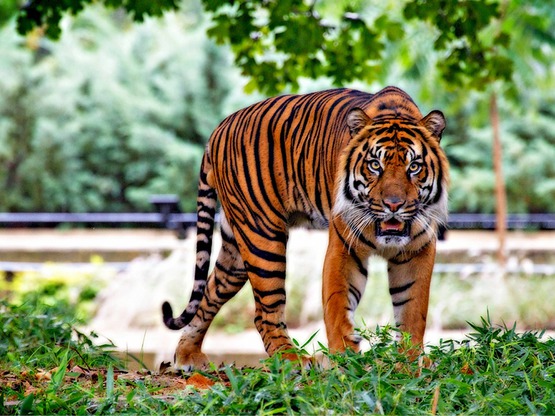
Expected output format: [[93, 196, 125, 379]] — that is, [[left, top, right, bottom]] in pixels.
[[421, 110, 446, 141], [347, 108, 372, 137]]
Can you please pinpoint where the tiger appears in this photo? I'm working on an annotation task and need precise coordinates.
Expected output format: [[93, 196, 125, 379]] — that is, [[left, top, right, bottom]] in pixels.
[[162, 86, 449, 370]]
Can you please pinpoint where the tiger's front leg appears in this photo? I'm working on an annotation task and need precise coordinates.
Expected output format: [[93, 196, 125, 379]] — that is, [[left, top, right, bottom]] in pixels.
[[322, 222, 371, 353], [387, 241, 436, 358]]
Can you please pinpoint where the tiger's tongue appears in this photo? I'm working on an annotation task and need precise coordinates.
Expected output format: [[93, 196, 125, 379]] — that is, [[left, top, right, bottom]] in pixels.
[[381, 218, 404, 232]]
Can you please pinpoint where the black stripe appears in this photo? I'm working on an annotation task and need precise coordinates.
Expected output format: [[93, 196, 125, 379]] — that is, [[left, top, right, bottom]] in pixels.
[[389, 255, 414, 265], [198, 187, 216, 198], [260, 298, 287, 310], [233, 223, 287, 264], [333, 223, 369, 276], [392, 298, 413, 307], [244, 261, 285, 279], [256, 319, 287, 330], [389, 280, 415, 296], [220, 228, 236, 245], [348, 284, 362, 305], [252, 287, 286, 298], [214, 262, 246, 279]]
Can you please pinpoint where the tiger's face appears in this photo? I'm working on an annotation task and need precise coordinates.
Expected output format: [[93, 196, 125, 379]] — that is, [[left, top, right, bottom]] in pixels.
[[334, 108, 449, 249]]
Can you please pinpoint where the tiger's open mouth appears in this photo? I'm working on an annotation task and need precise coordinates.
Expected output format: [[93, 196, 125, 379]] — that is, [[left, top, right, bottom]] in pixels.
[[376, 218, 410, 237]]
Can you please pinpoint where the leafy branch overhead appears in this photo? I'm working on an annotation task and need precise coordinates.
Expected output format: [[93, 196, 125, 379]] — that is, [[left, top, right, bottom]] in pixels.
[[202, 0, 400, 93], [16, 0, 178, 38], [202, 0, 514, 93], [403, 0, 513, 88], [14, 0, 524, 93]]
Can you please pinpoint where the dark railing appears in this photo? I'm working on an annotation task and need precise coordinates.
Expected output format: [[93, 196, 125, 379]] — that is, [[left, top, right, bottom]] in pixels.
[[0, 196, 554, 237], [437, 213, 555, 240], [447, 213, 555, 230], [0, 195, 194, 239]]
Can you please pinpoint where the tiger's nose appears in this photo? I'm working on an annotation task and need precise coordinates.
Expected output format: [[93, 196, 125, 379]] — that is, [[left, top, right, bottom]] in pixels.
[[383, 197, 404, 212]]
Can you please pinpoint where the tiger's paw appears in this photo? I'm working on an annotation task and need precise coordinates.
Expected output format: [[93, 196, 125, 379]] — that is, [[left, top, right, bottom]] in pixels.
[[345, 333, 363, 350], [278, 352, 316, 369], [174, 341, 209, 372], [328, 333, 363, 354], [174, 351, 209, 372], [418, 355, 434, 369]]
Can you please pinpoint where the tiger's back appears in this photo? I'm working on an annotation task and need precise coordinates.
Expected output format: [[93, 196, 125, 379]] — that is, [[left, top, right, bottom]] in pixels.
[[163, 87, 449, 370], [211, 88, 367, 229], [209, 88, 427, 231]]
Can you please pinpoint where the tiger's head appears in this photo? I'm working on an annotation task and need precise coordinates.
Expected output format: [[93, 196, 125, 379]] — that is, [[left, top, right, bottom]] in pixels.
[[334, 107, 449, 250]]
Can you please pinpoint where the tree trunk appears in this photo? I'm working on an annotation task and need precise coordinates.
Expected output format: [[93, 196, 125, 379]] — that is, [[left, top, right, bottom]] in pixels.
[[490, 91, 507, 267]]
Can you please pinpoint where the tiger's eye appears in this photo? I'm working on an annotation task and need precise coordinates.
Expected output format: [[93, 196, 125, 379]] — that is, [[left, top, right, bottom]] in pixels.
[[408, 161, 422, 174], [369, 160, 381, 172]]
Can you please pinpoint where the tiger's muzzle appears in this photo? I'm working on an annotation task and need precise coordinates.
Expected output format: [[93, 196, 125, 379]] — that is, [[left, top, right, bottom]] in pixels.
[[375, 217, 411, 238]]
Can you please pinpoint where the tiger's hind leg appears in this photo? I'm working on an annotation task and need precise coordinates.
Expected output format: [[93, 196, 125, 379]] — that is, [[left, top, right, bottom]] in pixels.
[[174, 220, 247, 370], [229, 223, 307, 364]]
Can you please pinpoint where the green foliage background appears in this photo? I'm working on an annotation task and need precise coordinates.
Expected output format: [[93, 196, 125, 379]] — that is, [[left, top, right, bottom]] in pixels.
[[0, 0, 554, 214], [0, 4, 247, 213]]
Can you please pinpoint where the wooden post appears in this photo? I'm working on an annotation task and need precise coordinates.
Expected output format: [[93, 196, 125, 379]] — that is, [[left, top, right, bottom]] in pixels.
[[490, 91, 507, 267]]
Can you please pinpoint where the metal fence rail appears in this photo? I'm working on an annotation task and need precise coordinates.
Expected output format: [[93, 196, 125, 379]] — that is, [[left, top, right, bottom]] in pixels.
[[1, 213, 554, 231], [0, 195, 554, 234], [447, 213, 555, 230], [0, 195, 196, 238], [0, 212, 197, 228]]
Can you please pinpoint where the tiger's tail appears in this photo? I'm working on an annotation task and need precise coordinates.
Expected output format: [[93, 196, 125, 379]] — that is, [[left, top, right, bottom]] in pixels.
[[162, 153, 216, 330]]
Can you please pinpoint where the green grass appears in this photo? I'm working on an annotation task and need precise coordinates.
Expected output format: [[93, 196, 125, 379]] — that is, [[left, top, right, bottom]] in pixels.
[[1, 296, 554, 414], [181, 322, 555, 415]]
